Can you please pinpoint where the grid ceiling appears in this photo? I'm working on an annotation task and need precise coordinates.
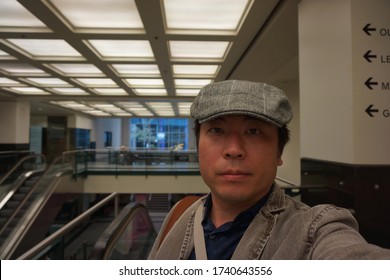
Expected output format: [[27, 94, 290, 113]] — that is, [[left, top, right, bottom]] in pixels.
[[0, 0, 278, 117]]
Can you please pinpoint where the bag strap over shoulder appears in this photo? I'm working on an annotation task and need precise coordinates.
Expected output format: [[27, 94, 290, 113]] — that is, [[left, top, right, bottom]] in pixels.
[[158, 195, 201, 248]]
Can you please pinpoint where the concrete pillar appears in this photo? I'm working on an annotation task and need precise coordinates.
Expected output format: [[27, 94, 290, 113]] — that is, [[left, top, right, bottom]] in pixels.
[[0, 101, 30, 151]]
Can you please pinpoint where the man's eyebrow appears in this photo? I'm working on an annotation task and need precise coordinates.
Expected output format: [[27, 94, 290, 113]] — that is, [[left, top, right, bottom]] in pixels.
[[206, 117, 227, 124]]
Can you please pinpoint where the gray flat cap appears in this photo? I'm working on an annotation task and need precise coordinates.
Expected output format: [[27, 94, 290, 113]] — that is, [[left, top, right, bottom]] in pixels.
[[190, 80, 293, 127]]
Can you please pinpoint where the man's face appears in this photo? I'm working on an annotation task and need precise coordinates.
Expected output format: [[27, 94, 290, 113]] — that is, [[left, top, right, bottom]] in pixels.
[[198, 115, 283, 208]]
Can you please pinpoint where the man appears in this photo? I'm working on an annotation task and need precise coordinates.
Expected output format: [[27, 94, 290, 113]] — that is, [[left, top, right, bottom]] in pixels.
[[148, 80, 390, 259]]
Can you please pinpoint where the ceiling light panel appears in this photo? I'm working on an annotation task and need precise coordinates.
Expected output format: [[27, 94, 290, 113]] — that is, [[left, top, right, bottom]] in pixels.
[[125, 78, 165, 87], [169, 41, 230, 60], [111, 64, 161, 76], [74, 78, 117, 87], [0, 50, 15, 59], [51, 101, 90, 109], [178, 102, 192, 115], [147, 102, 173, 111], [163, 0, 252, 34], [86, 111, 111, 116], [87, 40, 154, 60], [48, 0, 144, 31], [174, 79, 212, 88], [175, 89, 200, 96], [9, 87, 50, 95], [0, 77, 23, 86], [92, 88, 128, 96], [132, 88, 167, 96], [48, 63, 103, 76], [0, 63, 46, 75], [6, 39, 82, 58], [115, 102, 153, 116], [172, 64, 219, 76], [0, 0, 49, 30], [113, 112, 132, 117], [51, 87, 89, 95], [24, 77, 70, 86]]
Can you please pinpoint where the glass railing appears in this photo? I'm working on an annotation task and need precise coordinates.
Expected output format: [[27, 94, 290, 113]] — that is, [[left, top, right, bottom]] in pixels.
[[89, 203, 156, 260], [0, 154, 46, 206], [17, 193, 157, 260], [0, 150, 35, 180], [0, 155, 72, 259], [62, 148, 200, 177]]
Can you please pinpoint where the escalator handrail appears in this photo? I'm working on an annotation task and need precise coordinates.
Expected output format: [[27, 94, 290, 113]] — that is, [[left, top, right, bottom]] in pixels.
[[0, 169, 44, 211], [17, 192, 118, 260], [89, 203, 156, 260], [0, 156, 71, 259], [0, 154, 46, 186]]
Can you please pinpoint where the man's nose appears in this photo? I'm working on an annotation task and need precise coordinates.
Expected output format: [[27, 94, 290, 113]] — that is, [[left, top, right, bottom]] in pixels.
[[223, 133, 246, 159]]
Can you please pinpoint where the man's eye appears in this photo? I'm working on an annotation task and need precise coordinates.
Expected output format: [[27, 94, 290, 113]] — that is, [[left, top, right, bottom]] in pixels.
[[209, 127, 223, 134], [247, 128, 261, 135]]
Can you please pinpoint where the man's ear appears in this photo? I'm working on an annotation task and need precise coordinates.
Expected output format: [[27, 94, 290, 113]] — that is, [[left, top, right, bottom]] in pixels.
[[277, 158, 283, 166]]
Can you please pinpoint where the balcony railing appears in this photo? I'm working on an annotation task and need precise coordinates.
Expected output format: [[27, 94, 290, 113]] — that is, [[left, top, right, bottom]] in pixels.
[[63, 148, 200, 177]]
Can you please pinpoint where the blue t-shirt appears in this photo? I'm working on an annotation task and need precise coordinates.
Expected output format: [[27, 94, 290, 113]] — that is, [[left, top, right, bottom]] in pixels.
[[189, 187, 272, 260]]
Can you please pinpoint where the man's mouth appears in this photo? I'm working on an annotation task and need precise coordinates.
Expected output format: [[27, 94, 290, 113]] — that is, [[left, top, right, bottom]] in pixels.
[[219, 169, 250, 179]]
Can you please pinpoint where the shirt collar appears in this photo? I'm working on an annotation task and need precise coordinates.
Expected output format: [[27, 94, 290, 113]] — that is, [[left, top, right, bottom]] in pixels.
[[203, 184, 274, 229]]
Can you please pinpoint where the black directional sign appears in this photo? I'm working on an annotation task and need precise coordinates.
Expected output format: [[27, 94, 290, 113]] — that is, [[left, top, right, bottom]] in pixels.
[[363, 50, 377, 62], [365, 104, 379, 117], [363, 23, 376, 35], [364, 77, 378, 89]]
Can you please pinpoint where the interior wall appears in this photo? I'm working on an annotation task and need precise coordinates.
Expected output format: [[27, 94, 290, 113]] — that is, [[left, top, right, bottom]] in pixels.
[[299, 0, 354, 163], [94, 118, 121, 149], [228, 0, 301, 184]]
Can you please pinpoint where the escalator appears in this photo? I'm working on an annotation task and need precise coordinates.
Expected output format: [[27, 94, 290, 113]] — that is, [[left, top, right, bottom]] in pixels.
[[89, 203, 156, 260], [1, 154, 157, 260], [0, 170, 44, 245], [0, 155, 76, 259], [17, 197, 157, 260]]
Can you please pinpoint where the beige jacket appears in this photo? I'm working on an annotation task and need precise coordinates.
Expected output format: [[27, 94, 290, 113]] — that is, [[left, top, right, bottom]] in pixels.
[[148, 184, 390, 259]]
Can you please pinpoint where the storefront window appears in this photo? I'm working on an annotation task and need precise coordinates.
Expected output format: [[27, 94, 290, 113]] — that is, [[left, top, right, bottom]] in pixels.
[[129, 118, 188, 150]]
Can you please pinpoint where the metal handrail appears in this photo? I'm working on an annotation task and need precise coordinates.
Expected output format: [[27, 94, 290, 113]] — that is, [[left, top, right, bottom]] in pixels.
[[0, 156, 70, 259], [90, 203, 156, 260], [17, 192, 118, 260], [0, 154, 46, 186]]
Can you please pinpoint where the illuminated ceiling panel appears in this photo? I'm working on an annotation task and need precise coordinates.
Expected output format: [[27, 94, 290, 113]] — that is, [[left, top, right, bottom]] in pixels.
[[125, 78, 165, 87], [111, 64, 160, 76], [132, 88, 167, 96], [9, 87, 50, 95], [174, 79, 212, 88], [24, 77, 70, 86], [74, 78, 117, 87], [0, 50, 15, 59], [92, 88, 128, 96], [48, 0, 144, 31], [172, 64, 219, 76], [87, 40, 154, 60], [48, 63, 103, 76], [0, 77, 23, 86], [169, 41, 230, 60], [0, 63, 46, 75], [0, 0, 274, 118], [175, 89, 200, 96], [147, 102, 174, 116], [6, 39, 82, 58], [163, 0, 252, 33], [51, 87, 89, 95], [0, 0, 49, 30], [178, 102, 192, 116]]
